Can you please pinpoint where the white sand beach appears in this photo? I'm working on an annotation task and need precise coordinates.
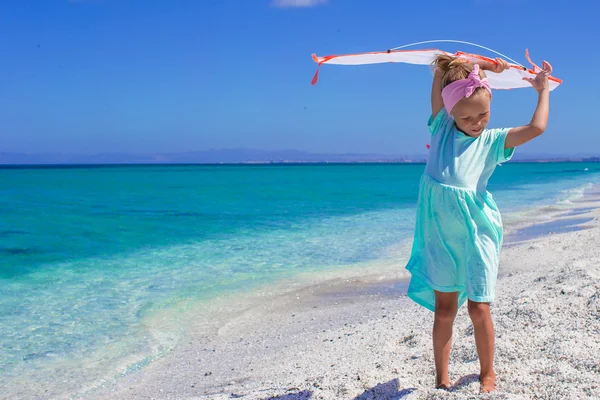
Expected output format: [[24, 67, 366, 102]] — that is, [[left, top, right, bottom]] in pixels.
[[92, 186, 600, 400]]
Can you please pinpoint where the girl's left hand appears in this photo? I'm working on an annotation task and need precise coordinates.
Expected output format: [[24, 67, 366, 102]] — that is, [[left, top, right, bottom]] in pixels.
[[523, 60, 552, 93]]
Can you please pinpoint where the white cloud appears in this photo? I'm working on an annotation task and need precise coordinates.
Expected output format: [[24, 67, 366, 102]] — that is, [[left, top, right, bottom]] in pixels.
[[271, 0, 327, 8]]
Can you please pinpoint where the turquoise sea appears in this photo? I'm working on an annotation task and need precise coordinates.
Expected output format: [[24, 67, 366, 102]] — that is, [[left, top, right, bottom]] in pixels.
[[1, 162, 599, 397]]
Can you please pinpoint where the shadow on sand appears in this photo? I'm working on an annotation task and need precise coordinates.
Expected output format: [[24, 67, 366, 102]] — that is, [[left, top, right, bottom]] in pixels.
[[264, 378, 417, 400], [451, 373, 480, 391]]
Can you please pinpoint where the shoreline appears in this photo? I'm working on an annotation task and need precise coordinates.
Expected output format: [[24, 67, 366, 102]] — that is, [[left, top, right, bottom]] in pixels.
[[4, 179, 597, 399], [85, 183, 600, 399]]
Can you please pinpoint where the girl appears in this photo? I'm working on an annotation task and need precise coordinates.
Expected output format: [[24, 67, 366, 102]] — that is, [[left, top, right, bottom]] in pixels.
[[405, 54, 552, 393]]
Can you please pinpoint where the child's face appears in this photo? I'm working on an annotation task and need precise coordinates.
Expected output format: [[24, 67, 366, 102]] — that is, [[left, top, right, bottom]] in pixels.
[[451, 91, 491, 137]]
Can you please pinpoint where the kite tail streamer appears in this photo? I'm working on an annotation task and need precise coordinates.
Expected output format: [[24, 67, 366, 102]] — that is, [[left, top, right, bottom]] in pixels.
[[525, 49, 542, 73]]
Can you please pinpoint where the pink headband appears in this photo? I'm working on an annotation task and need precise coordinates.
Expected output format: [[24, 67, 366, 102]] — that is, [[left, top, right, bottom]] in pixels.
[[441, 64, 492, 113]]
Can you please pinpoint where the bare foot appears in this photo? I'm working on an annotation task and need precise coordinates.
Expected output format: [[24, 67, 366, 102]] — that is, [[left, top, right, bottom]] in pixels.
[[436, 375, 452, 391], [480, 373, 496, 393]]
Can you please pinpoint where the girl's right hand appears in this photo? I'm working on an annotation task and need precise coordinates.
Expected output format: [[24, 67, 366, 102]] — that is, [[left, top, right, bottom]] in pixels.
[[523, 61, 552, 92], [488, 57, 510, 74], [478, 57, 510, 73]]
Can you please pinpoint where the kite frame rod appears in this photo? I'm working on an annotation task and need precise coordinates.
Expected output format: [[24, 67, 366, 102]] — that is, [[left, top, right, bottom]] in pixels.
[[389, 39, 525, 68]]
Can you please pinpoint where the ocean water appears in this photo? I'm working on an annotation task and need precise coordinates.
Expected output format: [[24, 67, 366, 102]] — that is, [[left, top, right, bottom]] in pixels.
[[1, 162, 599, 396]]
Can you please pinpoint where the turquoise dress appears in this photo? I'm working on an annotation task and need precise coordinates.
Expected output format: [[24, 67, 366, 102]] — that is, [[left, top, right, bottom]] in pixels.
[[405, 107, 515, 312]]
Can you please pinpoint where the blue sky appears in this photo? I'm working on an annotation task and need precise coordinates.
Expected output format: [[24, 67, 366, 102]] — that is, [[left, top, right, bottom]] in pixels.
[[0, 0, 598, 156]]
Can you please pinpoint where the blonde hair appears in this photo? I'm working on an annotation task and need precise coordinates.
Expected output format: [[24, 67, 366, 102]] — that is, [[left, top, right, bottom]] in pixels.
[[433, 54, 487, 89]]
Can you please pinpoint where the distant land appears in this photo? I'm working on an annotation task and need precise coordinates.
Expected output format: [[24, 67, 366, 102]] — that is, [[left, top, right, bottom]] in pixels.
[[1, 149, 599, 165]]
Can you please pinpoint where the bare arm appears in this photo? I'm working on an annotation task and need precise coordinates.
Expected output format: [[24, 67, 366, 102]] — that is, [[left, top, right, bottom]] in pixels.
[[505, 89, 549, 149], [431, 68, 444, 118], [505, 60, 553, 149]]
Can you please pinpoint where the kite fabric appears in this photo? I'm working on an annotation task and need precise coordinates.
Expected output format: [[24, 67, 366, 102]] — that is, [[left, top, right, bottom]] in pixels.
[[311, 48, 562, 91]]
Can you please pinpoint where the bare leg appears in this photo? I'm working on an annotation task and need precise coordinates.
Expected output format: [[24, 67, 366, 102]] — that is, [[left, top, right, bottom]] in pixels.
[[467, 300, 496, 393], [433, 291, 458, 389]]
